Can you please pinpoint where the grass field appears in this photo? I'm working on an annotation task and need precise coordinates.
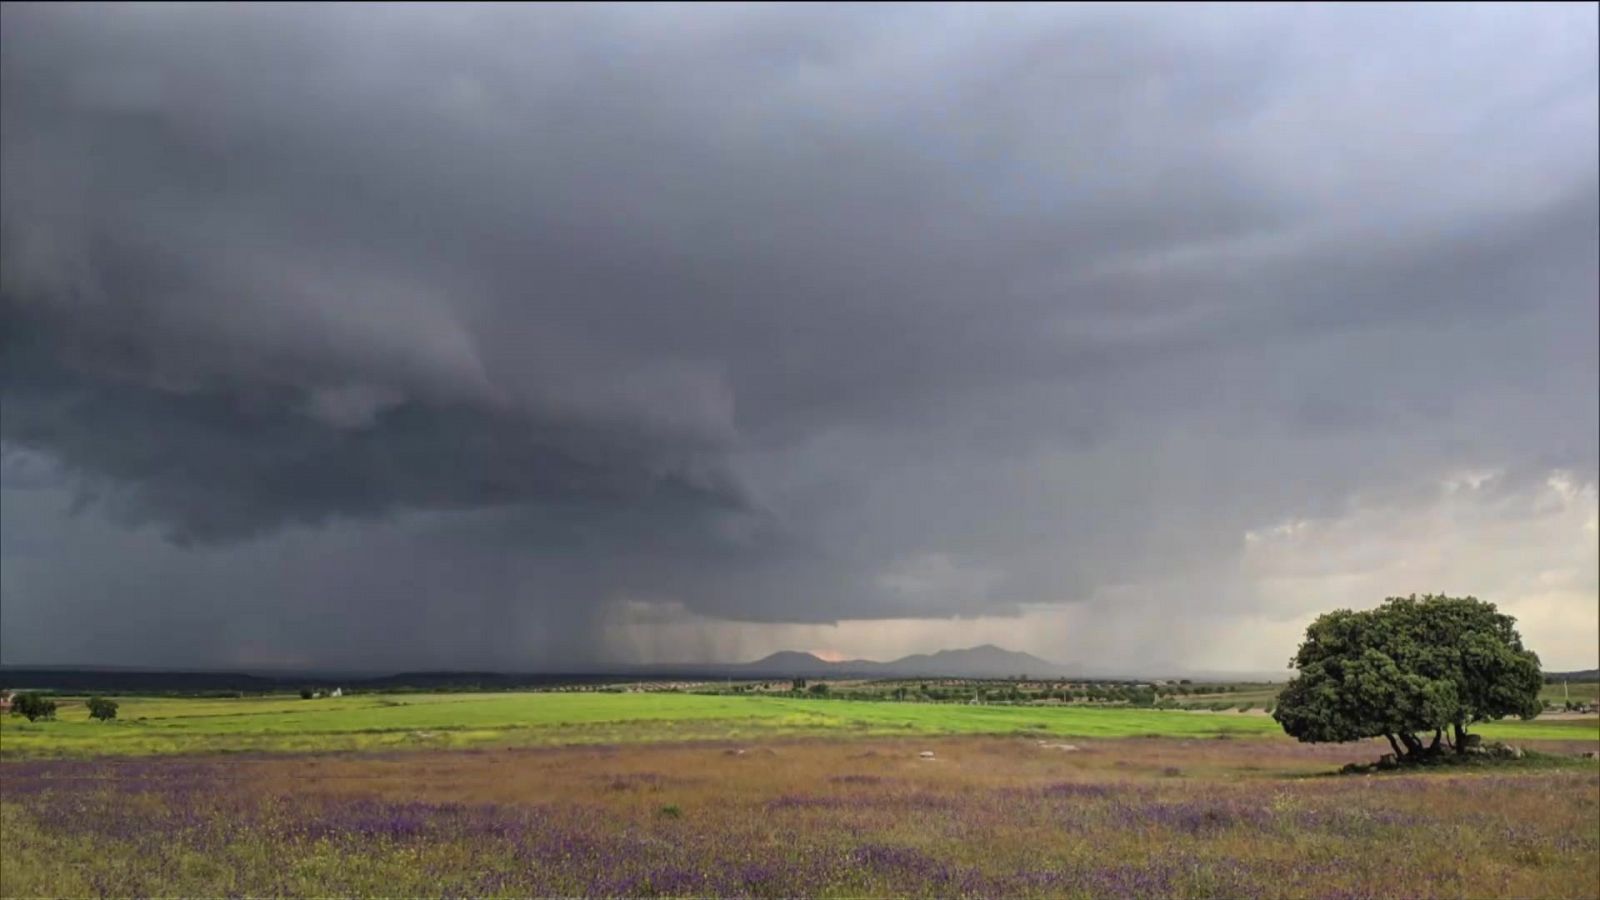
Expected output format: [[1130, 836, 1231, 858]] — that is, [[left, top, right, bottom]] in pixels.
[[3, 692, 1596, 758], [1542, 680, 1600, 704], [3, 735, 1597, 898], [3, 692, 1597, 897]]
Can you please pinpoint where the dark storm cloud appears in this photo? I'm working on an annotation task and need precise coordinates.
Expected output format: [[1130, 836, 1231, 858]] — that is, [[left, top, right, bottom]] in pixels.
[[1, 3, 1595, 668], [1, 312, 745, 543]]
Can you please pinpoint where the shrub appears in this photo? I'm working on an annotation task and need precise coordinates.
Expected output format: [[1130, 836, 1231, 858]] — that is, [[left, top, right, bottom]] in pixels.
[[87, 696, 118, 721], [11, 693, 57, 722]]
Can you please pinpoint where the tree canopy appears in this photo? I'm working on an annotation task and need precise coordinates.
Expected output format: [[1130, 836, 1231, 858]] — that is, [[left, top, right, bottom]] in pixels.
[[9, 693, 58, 722], [87, 696, 119, 721], [1272, 594, 1542, 759]]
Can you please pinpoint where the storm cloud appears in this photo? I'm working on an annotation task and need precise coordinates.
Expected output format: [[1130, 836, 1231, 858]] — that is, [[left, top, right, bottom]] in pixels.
[[2, 3, 1596, 671]]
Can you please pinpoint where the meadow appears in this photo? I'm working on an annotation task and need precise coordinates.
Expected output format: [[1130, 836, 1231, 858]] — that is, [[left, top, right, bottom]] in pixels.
[[1543, 679, 1600, 705], [3, 691, 1596, 758], [2, 693, 1597, 898], [4, 736, 1598, 898]]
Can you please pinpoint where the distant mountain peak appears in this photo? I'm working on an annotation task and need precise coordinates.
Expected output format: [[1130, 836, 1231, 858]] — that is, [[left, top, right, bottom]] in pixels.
[[750, 650, 828, 665], [929, 644, 1013, 657], [736, 644, 1074, 678]]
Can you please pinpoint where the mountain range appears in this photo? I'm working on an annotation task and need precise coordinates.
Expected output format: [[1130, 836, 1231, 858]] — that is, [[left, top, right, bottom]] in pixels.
[[733, 644, 1078, 679], [2, 644, 1363, 691]]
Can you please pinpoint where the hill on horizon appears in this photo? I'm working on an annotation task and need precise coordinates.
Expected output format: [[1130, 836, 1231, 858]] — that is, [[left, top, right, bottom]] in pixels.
[[738, 644, 1078, 679]]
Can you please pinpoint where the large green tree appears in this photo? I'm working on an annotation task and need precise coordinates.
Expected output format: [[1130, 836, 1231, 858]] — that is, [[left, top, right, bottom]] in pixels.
[[1273, 595, 1542, 759]]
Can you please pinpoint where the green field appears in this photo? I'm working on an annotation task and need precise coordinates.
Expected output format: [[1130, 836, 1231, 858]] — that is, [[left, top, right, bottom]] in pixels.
[[1542, 680, 1600, 704], [4, 692, 1598, 898], [4, 692, 1594, 758]]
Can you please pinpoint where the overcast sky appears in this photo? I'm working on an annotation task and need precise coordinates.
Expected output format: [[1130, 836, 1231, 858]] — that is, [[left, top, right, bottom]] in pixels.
[[2, 3, 1596, 675]]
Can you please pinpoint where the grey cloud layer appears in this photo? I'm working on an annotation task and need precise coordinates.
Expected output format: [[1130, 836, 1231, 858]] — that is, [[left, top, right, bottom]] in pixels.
[[1, 4, 1595, 667]]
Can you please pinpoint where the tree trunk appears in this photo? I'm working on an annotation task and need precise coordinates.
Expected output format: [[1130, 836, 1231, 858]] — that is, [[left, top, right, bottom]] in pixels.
[[1385, 733, 1403, 758], [1428, 729, 1443, 754], [1397, 732, 1424, 757], [1453, 722, 1468, 755]]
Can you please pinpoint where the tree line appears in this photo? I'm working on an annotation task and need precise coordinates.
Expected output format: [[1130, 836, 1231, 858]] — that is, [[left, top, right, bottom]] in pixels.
[[7, 694, 118, 722]]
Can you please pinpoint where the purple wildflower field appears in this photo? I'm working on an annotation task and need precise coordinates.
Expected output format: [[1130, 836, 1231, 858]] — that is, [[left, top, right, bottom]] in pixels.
[[3, 738, 1597, 898]]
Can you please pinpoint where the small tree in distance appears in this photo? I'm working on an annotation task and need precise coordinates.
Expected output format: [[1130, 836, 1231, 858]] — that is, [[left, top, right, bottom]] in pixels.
[[11, 693, 58, 722], [87, 696, 118, 721], [1273, 594, 1541, 761]]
